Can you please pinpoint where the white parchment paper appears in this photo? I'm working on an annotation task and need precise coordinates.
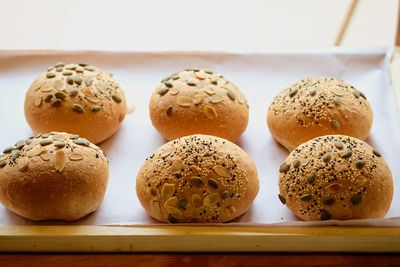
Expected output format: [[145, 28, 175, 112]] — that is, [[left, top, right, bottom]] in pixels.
[[0, 48, 398, 226]]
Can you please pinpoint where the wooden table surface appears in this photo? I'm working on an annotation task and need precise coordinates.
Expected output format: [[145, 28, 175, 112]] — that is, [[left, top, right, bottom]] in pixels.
[[1, 1, 400, 266]]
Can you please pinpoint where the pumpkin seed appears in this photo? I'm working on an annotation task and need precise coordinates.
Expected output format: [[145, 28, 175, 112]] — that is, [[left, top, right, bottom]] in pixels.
[[157, 87, 169, 96], [203, 193, 219, 207], [308, 86, 316, 96], [69, 88, 79, 97], [171, 159, 184, 174], [351, 194, 362, 205], [289, 88, 298, 97], [353, 89, 360, 98], [209, 94, 224, 103], [0, 161, 6, 168], [166, 106, 173, 116], [55, 62, 65, 67], [341, 149, 352, 159], [226, 90, 236, 101], [11, 150, 20, 161], [164, 196, 177, 207], [73, 138, 90, 146], [238, 96, 246, 104], [72, 104, 84, 113], [322, 153, 331, 163], [190, 176, 204, 187], [221, 191, 230, 200], [292, 159, 301, 168], [39, 139, 53, 146], [69, 153, 84, 161], [176, 96, 192, 107], [373, 149, 382, 157], [161, 183, 175, 198], [34, 96, 42, 107], [46, 72, 56, 79], [177, 198, 188, 209], [151, 201, 161, 213], [300, 194, 312, 201], [320, 210, 331, 220], [186, 79, 197, 86], [62, 71, 73, 76], [15, 140, 26, 150], [203, 105, 217, 119], [17, 157, 29, 171], [167, 214, 178, 223], [160, 147, 173, 158], [360, 92, 367, 99], [164, 82, 173, 88], [278, 194, 286, 205], [191, 194, 202, 208], [54, 141, 65, 148], [112, 94, 122, 103], [84, 66, 96, 71], [279, 163, 290, 173], [84, 77, 94, 86], [54, 150, 66, 172], [3, 147, 15, 154], [330, 120, 340, 129], [213, 165, 231, 177], [44, 94, 53, 102], [193, 94, 204, 104], [91, 105, 101, 112], [208, 178, 219, 189], [355, 160, 366, 169], [307, 172, 316, 184], [52, 99, 62, 107], [334, 141, 344, 149], [333, 96, 341, 105], [54, 92, 67, 100], [322, 197, 335, 206], [66, 77, 74, 85], [53, 80, 64, 90]]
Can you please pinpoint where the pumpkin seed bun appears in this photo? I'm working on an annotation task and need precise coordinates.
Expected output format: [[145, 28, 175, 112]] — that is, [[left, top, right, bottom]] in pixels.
[[267, 77, 373, 151], [136, 134, 259, 223], [149, 69, 249, 142], [278, 135, 393, 221], [24, 63, 127, 144], [0, 132, 109, 221]]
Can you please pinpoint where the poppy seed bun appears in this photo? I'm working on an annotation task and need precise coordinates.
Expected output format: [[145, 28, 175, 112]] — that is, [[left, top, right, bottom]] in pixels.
[[136, 134, 259, 223], [24, 63, 127, 144], [267, 77, 373, 151], [278, 135, 393, 221], [149, 69, 249, 142], [0, 132, 109, 221]]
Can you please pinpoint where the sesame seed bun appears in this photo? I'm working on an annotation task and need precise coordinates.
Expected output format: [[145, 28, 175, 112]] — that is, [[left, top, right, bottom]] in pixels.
[[149, 69, 249, 142], [0, 132, 109, 221], [136, 134, 259, 223], [24, 63, 127, 144], [278, 135, 393, 221], [267, 77, 373, 151]]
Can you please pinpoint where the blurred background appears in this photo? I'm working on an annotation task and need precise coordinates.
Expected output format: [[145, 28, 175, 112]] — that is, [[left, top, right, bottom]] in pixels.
[[0, 0, 398, 51]]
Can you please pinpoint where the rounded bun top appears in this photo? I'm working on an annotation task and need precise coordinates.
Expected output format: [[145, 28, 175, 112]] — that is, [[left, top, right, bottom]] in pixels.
[[24, 62, 127, 144], [0, 131, 107, 174], [278, 135, 393, 221], [149, 69, 249, 142], [267, 77, 373, 151], [136, 134, 259, 223]]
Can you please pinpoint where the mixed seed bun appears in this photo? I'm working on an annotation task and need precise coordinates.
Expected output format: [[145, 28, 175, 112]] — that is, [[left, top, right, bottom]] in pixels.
[[24, 63, 127, 144], [136, 134, 259, 223], [0, 132, 109, 221], [149, 69, 249, 142], [278, 135, 393, 221], [267, 77, 373, 151]]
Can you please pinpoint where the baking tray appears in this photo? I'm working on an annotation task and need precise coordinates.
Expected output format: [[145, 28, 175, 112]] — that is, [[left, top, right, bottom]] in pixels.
[[0, 48, 399, 252]]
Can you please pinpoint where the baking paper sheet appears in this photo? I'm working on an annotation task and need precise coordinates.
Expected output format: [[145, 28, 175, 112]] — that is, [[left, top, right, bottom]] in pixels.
[[0, 48, 399, 226]]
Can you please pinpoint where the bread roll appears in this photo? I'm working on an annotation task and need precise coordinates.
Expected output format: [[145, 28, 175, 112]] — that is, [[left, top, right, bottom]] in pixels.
[[0, 132, 109, 221], [149, 69, 249, 142], [267, 77, 373, 151], [136, 134, 259, 223], [24, 63, 127, 144], [278, 135, 393, 221]]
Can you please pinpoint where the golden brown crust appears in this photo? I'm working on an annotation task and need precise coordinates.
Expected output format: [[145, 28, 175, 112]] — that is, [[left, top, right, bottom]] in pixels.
[[149, 69, 249, 142], [136, 134, 259, 223], [24, 63, 127, 144], [278, 135, 393, 221], [0, 132, 109, 221], [267, 77, 373, 151]]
